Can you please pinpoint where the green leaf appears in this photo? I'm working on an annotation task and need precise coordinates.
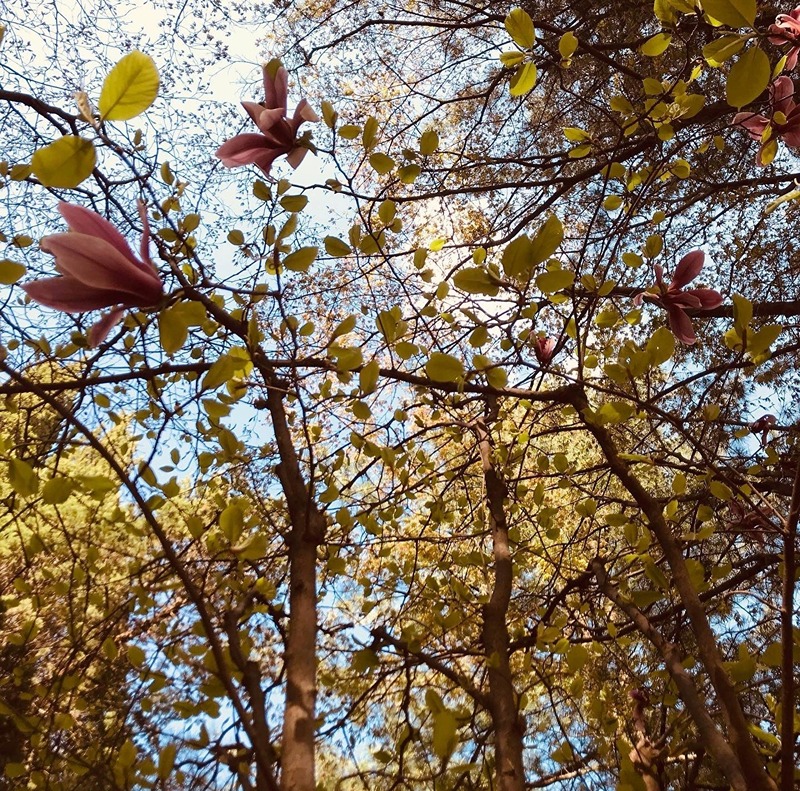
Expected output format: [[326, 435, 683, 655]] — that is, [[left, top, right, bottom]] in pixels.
[[42, 476, 73, 504], [359, 359, 380, 394], [338, 124, 361, 139], [502, 235, 533, 278], [31, 136, 96, 188], [284, 246, 319, 273], [420, 129, 439, 155], [748, 324, 782, 357], [559, 31, 578, 59], [98, 51, 159, 121], [425, 352, 464, 382], [432, 709, 458, 759], [536, 268, 574, 294], [324, 236, 352, 257], [530, 214, 564, 264], [703, 34, 745, 66], [703, 0, 756, 28], [362, 116, 379, 150], [158, 306, 189, 355], [0, 259, 26, 285], [280, 195, 308, 212], [509, 62, 537, 96], [369, 153, 395, 174], [646, 326, 675, 366], [726, 47, 770, 108], [640, 33, 672, 57], [219, 504, 244, 543], [8, 458, 38, 497], [398, 164, 421, 183], [504, 8, 536, 49], [453, 267, 500, 296], [566, 644, 589, 672]]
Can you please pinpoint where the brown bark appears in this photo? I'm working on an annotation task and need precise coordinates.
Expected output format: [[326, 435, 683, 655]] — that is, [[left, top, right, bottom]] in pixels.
[[263, 372, 326, 791], [473, 414, 526, 791]]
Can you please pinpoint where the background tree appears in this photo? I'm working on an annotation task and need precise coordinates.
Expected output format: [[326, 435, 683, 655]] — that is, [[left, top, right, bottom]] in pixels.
[[0, 0, 798, 790]]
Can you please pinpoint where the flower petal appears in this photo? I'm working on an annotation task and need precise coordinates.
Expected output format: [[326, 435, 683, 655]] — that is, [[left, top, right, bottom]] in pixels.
[[294, 98, 320, 124], [732, 112, 769, 140], [671, 249, 704, 289], [88, 307, 126, 347], [686, 287, 723, 309], [216, 134, 286, 173], [40, 234, 163, 304], [57, 202, 139, 265], [264, 65, 288, 113], [285, 146, 309, 169], [771, 76, 796, 115], [242, 102, 285, 135], [23, 276, 129, 312], [666, 306, 696, 345]]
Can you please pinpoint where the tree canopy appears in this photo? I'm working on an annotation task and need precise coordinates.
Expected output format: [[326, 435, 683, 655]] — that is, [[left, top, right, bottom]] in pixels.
[[0, 1, 798, 790]]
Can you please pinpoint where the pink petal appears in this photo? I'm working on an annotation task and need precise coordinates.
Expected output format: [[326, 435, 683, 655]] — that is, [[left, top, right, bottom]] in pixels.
[[666, 306, 696, 345], [242, 102, 285, 134], [88, 307, 126, 347], [264, 64, 288, 113], [787, 48, 800, 71], [285, 146, 309, 169], [216, 134, 286, 176], [57, 202, 139, 266], [686, 287, 723, 309], [732, 112, 769, 140], [668, 292, 703, 309], [771, 76, 796, 115], [671, 250, 704, 289], [294, 99, 319, 124], [23, 277, 129, 312], [40, 234, 163, 304]]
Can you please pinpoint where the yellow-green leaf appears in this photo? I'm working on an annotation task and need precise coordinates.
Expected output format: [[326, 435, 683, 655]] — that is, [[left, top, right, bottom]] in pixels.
[[509, 62, 537, 96], [369, 153, 395, 174], [8, 458, 38, 497], [425, 352, 464, 382], [536, 268, 574, 294], [703, 34, 745, 67], [284, 246, 318, 273], [502, 235, 533, 278], [0, 259, 26, 285], [703, 0, 756, 28], [504, 8, 536, 49], [640, 33, 672, 57], [530, 214, 564, 264], [280, 195, 308, 212], [359, 359, 380, 394], [559, 31, 578, 59], [31, 136, 96, 188], [420, 130, 439, 155], [453, 267, 500, 296], [726, 47, 770, 108], [98, 51, 160, 121], [324, 236, 351, 257]]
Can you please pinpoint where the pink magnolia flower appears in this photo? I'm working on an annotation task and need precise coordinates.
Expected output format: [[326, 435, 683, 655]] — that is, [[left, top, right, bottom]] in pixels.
[[22, 201, 163, 346], [216, 60, 319, 178], [634, 250, 723, 345], [533, 336, 556, 365], [769, 7, 800, 70], [750, 414, 777, 446], [732, 76, 800, 165]]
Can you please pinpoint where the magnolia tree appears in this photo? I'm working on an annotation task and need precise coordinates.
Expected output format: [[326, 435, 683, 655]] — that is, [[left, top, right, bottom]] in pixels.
[[0, 0, 799, 789]]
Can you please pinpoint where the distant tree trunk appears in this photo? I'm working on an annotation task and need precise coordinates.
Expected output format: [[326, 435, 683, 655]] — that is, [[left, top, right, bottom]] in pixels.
[[474, 414, 526, 791], [265, 374, 325, 791]]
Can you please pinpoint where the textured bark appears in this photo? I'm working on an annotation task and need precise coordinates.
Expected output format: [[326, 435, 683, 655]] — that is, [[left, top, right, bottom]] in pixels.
[[265, 373, 326, 791], [473, 415, 526, 791]]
